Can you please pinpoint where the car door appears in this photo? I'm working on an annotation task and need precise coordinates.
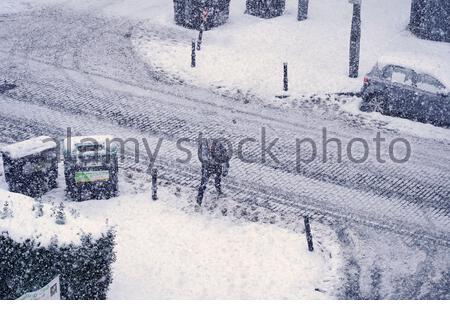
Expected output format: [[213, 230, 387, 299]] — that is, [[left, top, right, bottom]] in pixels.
[[381, 65, 418, 118], [415, 73, 449, 126]]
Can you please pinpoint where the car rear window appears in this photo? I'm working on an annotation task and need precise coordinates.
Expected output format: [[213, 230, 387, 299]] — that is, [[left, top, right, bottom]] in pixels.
[[382, 65, 415, 86]]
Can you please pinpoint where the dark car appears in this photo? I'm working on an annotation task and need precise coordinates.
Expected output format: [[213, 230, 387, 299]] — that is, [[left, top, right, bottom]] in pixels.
[[360, 57, 450, 127]]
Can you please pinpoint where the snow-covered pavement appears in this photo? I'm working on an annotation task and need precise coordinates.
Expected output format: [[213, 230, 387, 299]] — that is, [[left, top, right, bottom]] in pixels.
[[92, 192, 340, 299]]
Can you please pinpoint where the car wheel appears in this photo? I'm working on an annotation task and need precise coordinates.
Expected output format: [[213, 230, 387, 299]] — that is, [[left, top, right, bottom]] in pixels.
[[361, 95, 386, 113]]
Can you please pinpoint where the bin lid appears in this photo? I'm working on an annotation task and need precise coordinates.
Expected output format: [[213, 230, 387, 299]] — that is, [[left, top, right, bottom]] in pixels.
[[63, 135, 117, 156], [1, 136, 57, 160]]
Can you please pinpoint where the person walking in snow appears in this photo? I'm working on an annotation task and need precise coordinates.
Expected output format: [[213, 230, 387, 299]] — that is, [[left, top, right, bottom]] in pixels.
[[196, 135, 231, 206]]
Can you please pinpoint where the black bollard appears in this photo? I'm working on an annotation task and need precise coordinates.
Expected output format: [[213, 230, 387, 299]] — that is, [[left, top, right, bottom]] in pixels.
[[197, 24, 204, 51], [304, 216, 314, 252], [283, 63, 288, 92], [191, 40, 196, 68], [348, 0, 362, 78], [151, 168, 158, 201]]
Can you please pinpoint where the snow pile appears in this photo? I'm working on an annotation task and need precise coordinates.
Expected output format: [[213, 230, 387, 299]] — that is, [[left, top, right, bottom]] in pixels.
[[0, 188, 109, 246], [1, 136, 56, 159], [71, 193, 342, 299]]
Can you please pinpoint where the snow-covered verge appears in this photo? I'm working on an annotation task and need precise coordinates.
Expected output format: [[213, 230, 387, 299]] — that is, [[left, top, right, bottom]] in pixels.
[[133, 0, 419, 97]]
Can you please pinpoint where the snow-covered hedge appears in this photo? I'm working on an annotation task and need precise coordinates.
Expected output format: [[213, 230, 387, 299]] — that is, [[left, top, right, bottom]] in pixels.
[[0, 190, 115, 300]]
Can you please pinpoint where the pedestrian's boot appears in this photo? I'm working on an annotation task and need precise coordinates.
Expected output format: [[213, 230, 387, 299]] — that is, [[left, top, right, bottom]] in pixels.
[[216, 186, 226, 198], [196, 191, 204, 206]]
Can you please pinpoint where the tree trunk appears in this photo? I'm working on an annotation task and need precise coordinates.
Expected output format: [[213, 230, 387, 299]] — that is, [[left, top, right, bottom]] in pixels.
[[298, 0, 309, 21], [349, 3, 361, 78]]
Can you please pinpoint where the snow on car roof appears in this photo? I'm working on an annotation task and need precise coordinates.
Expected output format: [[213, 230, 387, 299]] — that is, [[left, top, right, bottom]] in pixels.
[[63, 135, 116, 153], [377, 52, 450, 89], [1, 136, 57, 159]]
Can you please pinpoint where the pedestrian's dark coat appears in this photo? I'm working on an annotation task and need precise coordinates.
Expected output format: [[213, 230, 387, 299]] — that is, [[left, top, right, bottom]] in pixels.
[[197, 138, 230, 169], [196, 138, 231, 205]]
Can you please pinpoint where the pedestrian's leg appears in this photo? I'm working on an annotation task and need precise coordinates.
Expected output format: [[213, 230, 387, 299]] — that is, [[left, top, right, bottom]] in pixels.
[[197, 167, 210, 205], [214, 167, 222, 195]]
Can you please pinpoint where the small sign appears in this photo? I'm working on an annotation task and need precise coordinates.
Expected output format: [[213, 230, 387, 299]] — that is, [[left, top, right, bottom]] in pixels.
[[201, 8, 209, 22], [17, 275, 61, 300], [75, 170, 110, 183]]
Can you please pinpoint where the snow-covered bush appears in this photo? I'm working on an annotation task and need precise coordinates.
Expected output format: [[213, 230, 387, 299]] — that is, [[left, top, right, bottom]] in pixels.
[[246, 0, 285, 19], [174, 0, 230, 30], [0, 189, 115, 300]]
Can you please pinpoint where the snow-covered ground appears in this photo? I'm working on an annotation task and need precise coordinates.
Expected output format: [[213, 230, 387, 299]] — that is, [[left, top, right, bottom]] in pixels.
[[0, 1, 33, 14], [2, 0, 449, 136], [102, 193, 340, 299], [133, 0, 450, 97], [0, 158, 342, 299], [0, 0, 449, 300], [3, 0, 449, 99]]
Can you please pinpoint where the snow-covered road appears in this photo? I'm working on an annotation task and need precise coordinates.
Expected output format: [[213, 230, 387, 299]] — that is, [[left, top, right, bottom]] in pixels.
[[0, 7, 449, 245]]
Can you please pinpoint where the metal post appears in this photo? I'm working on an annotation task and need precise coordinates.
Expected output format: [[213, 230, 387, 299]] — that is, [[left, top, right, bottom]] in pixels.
[[298, 0, 310, 21], [197, 24, 204, 50], [283, 63, 288, 92], [191, 40, 196, 67], [349, 0, 362, 78], [304, 216, 314, 252], [151, 168, 158, 201]]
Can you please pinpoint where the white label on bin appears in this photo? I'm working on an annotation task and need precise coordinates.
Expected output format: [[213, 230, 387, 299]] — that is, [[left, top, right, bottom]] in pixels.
[[75, 170, 110, 183]]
